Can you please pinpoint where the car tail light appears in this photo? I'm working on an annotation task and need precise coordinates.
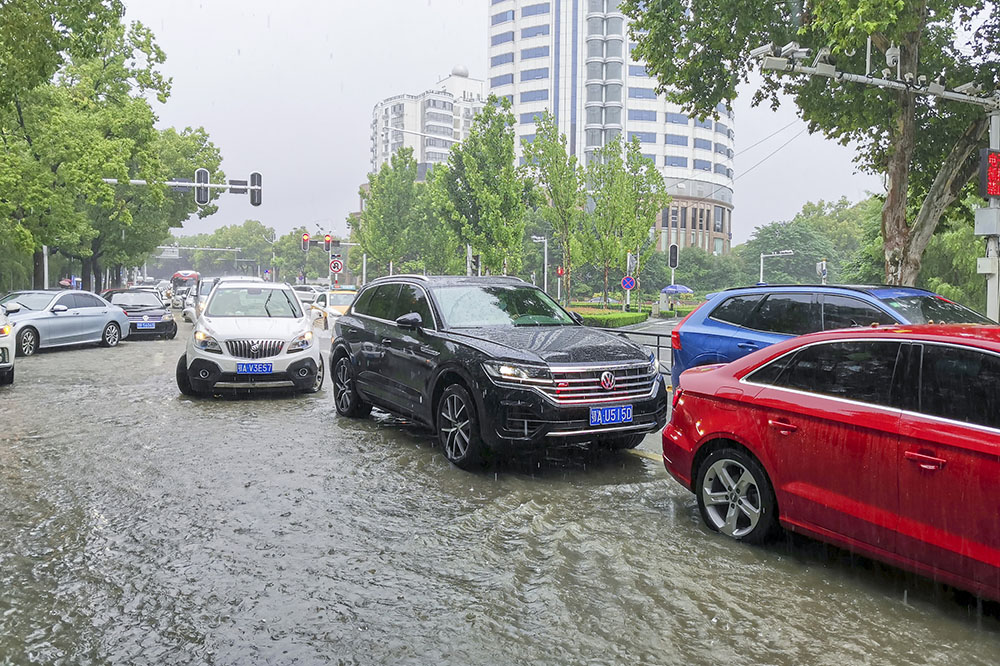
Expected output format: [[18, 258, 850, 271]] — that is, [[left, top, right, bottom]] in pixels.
[[671, 302, 705, 350], [672, 387, 684, 408]]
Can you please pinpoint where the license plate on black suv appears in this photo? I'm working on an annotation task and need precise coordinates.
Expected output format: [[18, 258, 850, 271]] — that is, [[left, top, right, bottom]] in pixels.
[[590, 405, 633, 427], [237, 363, 272, 374]]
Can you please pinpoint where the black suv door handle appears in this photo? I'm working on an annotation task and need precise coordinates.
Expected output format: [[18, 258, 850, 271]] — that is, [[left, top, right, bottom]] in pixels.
[[381, 338, 393, 346]]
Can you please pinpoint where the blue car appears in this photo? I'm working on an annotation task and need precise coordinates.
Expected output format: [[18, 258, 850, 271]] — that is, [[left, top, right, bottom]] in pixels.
[[670, 285, 992, 388]]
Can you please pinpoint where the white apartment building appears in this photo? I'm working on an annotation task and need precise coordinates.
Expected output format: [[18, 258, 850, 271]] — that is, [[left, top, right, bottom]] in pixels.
[[370, 66, 486, 179], [488, 0, 735, 254]]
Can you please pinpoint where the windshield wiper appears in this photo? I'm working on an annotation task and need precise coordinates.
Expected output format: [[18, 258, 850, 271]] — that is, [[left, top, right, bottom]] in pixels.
[[263, 290, 276, 318]]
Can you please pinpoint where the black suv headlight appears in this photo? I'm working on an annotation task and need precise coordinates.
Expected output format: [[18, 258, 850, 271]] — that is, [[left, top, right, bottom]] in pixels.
[[482, 362, 553, 386]]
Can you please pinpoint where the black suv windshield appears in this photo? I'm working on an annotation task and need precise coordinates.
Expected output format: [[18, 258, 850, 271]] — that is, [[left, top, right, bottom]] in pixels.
[[205, 287, 302, 318], [879, 295, 991, 324], [432, 285, 574, 328]]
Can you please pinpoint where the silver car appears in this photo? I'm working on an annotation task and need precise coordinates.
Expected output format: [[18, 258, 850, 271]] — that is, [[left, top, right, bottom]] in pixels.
[[0, 290, 131, 356]]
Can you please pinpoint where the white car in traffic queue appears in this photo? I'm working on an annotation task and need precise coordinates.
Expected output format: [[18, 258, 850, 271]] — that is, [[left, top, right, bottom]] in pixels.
[[176, 281, 323, 396], [0, 304, 15, 385]]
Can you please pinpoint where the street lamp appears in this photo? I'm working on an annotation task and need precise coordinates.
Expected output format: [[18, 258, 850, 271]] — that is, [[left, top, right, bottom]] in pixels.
[[760, 250, 794, 283], [531, 235, 548, 294]]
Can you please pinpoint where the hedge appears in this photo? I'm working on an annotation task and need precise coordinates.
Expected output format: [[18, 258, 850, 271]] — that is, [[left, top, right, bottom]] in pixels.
[[659, 304, 700, 318], [569, 307, 649, 328]]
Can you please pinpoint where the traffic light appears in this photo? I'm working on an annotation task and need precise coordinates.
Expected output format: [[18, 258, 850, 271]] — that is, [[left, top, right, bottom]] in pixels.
[[668, 243, 679, 269], [301, 233, 310, 252], [324, 234, 332, 252], [249, 171, 262, 206], [981, 149, 1000, 198], [194, 168, 210, 206]]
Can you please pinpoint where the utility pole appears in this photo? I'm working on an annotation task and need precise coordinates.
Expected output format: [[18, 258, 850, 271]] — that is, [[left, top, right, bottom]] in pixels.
[[532, 235, 548, 294], [976, 110, 1000, 320]]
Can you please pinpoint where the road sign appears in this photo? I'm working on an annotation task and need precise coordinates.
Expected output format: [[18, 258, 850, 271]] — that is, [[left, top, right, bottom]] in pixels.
[[330, 258, 344, 274], [621, 275, 636, 291], [157, 246, 179, 259], [556, 266, 564, 277]]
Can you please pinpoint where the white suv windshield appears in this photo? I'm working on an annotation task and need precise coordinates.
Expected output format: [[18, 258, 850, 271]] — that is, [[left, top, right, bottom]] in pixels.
[[205, 287, 302, 318]]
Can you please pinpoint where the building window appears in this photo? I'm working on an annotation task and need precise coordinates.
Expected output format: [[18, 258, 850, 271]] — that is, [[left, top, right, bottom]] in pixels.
[[587, 40, 604, 57], [491, 10, 514, 25], [605, 61, 622, 79], [497, 94, 514, 104], [520, 89, 549, 102], [714, 238, 724, 254], [642, 153, 655, 162], [715, 142, 728, 155], [521, 67, 549, 81], [628, 64, 648, 77], [522, 2, 550, 17], [491, 31, 514, 45], [586, 84, 603, 102], [628, 87, 656, 99], [586, 129, 603, 146], [425, 137, 451, 148], [714, 206, 725, 232], [606, 17, 624, 34], [664, 133, 687, 146], [629, 42, 638, 54], [424, 99, 454, 110], [586, 106, 602, 124], [588, 0, 604, 11], [693, 117, 712, 129], [605, 83, 622, 102], [716, 121, 729, 134], [605, 128, 621, 143], [693, 138, 712, 151], [521, 45, 549, 59], [520, 112, 543, 124], [727, 167, 734, 179], [490, 74, 514, 87], [670, 206, 679, 228], [522, 24, 550, 38], [628, 109, 656, 121], [605, 40, 623, 57], [693, 159, 711, 171], [587, 17, 604, 35], [426, 151, 449, 161], [628, 131, 656, 143], [491, 52, 514, 67], [587, 62, 603, 79], [665, 155, 687, 167], [521, 134, 536, 144], [680, 207, 688, 228], [665, 112, 689, 124], [605, 106, 621, 124]]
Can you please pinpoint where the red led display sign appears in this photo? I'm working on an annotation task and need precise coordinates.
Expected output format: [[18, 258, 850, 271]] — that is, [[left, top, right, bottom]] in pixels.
[[982, 149, 1000, 198]]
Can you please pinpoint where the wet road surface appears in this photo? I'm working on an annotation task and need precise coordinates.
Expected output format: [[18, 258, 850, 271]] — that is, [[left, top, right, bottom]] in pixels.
[[1, 322, 999, 664]]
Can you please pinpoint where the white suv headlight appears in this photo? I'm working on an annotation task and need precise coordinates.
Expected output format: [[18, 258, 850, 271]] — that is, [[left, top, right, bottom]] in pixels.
[[287, 330, 313, 352], [194, 329, 222, 353]]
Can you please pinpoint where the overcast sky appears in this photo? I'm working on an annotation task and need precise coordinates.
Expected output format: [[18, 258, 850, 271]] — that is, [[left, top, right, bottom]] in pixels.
[[125, 0, 882, 246]]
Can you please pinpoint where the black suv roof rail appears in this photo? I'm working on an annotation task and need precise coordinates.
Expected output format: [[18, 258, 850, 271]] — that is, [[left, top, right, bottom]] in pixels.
[[368, 274, 530, 284], [370, 274, 430, 282]]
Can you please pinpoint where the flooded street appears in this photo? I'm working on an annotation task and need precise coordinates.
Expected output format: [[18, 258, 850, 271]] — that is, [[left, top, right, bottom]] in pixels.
[[1, 323, 998, 665]]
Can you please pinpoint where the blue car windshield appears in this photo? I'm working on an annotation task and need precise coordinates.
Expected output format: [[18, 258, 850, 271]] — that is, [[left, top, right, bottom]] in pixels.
[[879, 295, 991, 324], [431, 285, 574, 328]]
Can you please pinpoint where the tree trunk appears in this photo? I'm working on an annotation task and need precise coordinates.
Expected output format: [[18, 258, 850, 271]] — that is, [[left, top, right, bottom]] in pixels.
[[602, 264, 609, 307], [114, 264, 123, 288], [881, 35, 920, 285], [564, 246, 572, 305], [898, 116, 990, 284], [81, 257, 93, 292], [92, 257, 103, 293], [32, 249, 44, 288]]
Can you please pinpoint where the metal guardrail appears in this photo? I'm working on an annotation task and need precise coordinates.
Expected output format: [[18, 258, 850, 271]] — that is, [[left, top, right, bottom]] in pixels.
[[596, 327, 671, 375]]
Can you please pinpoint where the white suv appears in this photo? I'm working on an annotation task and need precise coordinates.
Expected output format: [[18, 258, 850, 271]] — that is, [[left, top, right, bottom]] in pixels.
[[0, 303, 16, 385], [176, 281, 323, 395]]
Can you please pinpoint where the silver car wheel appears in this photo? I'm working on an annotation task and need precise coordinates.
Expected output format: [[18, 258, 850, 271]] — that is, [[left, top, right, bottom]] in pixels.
[[103, 323, 120, 347], [439, 394, 471, 461], [700, 458, 762, 539], [19, 329, 37, 356]]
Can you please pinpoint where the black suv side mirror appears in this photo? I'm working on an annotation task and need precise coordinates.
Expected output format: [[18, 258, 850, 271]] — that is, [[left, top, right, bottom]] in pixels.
[[569, 311, 584, 325], [396, 312, 423, 330]]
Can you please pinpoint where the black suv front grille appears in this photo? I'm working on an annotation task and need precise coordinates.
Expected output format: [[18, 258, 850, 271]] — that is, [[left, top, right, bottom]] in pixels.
[[538, 364, 657, 405], [225, 339, 284, 359]]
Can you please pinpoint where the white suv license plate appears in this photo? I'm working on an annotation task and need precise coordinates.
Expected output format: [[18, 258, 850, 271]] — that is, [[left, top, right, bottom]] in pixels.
[[237, 363, 273, 374], [590, 404, 633, 427], [136, 322, 156, 329]]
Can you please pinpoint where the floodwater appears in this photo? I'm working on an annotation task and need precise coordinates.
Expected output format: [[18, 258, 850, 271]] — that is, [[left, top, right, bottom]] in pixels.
[[1, 323, 998, 664]]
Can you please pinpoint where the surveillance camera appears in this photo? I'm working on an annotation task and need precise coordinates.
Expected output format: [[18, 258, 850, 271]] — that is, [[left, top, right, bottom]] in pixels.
[[881, 68, 892, 79], [917, 75, 927, 86], [903, 72, 914, 83], [749, 43, 775, 59], [780, 41, 800, 57], [885, 45, 900, 67], [954, 81, 981, 95]]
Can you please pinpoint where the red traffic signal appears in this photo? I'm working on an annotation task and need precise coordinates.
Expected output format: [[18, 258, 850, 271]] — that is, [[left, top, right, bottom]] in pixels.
[[556, 266, 564, 277], [301, 233, 310, 252], [324, 234, 332, 252], [981, 149, 1000, 198]]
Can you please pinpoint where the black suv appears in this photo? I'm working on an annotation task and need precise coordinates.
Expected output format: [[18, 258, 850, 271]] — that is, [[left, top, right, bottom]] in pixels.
[[330, 276, 668, 469]]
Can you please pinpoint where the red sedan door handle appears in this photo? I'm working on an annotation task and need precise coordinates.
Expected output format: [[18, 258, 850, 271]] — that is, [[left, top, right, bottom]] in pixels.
[[767, 419, 798, 435], [904, 450, 947, 470]]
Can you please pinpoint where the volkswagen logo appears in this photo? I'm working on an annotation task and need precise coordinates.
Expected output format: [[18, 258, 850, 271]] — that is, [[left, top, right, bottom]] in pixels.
[[600, 371, 616, 390], [142, 315, 149, 321]]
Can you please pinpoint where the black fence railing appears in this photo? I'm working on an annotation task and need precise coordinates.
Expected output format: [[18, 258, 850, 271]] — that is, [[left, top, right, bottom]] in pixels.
[[596, 328, 671, 375]]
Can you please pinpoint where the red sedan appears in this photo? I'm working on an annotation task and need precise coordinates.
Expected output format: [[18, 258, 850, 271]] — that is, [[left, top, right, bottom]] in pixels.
[[663, 324, 1000, 602]]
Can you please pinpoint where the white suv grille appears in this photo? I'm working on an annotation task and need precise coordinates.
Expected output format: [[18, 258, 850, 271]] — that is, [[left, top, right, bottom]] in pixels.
[[225, 339, 284, 359]]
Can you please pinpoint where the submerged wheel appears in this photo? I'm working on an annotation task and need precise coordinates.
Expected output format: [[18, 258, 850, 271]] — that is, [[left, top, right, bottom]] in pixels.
[[16, 327, 38, 357], [175, 354, 198, 397], [695, 447, 778, 544], [100, 322, 121, 347], [0, 367, 12, 385], [332, 355, 371, 417], [436, 383, 486, 470], [303, 356, 325, 393]]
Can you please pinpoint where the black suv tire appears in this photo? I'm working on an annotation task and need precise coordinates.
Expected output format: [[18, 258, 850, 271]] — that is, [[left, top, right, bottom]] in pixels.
[[332, 355, 372, 418], [436, 383, 486, 470]]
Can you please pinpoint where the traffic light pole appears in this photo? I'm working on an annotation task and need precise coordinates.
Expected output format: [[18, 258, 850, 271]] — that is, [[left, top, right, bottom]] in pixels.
[[977, 109, 1000, 320]]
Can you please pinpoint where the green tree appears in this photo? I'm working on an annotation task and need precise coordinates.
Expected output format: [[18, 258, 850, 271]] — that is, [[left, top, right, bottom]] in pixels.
[[522, 110, 585, 300], [622, 0, 996, 286], [355, 147, 419, 274], [437, 95, 533, 274]]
